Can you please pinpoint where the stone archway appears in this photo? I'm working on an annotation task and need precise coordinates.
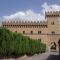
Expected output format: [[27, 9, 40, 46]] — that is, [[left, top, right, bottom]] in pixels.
[[50, 42, 57, 52], [58, 39, 60, 55]]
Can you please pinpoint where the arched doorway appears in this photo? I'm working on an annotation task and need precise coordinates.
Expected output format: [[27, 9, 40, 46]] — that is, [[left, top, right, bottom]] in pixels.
[[58, 39, 60, 55], [50, 42, 56, 52]]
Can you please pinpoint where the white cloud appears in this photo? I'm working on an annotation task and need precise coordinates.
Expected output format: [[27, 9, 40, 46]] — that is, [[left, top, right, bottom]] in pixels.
[[42, 2, 60, 12], [1, 2, 60, 22], [2, 10, 45, 22]]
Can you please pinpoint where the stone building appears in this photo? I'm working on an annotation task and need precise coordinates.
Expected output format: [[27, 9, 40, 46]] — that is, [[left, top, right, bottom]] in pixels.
[[2, 11, 60, 52]]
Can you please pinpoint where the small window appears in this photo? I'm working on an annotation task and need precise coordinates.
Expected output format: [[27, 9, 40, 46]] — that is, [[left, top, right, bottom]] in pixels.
[[52, 31, 55, 34], [51, 22, 54, 25], [38, 31, 41, 34], [31, 31, 33, 34], [23, 31, 25, 34], [15, 31, 17, 32], [38, 39, 41, 42]]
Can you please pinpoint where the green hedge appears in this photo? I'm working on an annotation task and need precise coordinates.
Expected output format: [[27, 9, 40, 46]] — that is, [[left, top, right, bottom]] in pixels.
[[0, 27, 46, 56]]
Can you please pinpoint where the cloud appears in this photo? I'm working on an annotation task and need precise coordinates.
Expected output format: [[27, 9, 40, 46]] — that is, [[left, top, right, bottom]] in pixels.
[[1, 2, 60, 22], [2, 10, 45, 22], [42, 2, 60, 12]]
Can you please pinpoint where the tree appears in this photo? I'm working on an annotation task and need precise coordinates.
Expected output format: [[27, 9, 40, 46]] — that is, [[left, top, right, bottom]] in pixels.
[[0, 27, 46, 56]]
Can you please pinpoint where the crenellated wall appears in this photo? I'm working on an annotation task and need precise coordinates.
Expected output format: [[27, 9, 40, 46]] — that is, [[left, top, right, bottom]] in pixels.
[[2, 21, 47, 27], [2, 21, 48, 34]]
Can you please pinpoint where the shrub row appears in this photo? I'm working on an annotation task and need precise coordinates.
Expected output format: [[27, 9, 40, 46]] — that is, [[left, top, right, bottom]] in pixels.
[[0, 27, 46, 56]]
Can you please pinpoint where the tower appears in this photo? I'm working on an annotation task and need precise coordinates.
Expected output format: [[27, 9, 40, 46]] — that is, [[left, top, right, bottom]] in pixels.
[[45, 11, 60, 51], [45, 11, 60, 34]]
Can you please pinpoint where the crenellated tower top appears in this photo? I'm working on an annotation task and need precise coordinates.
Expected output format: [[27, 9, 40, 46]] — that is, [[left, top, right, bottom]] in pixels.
[[45, 11, 60, 17]]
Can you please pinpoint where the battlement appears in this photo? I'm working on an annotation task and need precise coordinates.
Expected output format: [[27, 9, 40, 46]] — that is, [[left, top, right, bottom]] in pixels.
[[2, 21, 47, 27], [45, 11, 60, 17]]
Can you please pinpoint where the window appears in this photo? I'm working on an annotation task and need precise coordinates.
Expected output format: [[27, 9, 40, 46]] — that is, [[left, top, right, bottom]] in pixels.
[[52, 31, 55, 34], [51, 22, 54, 25], [31, 31, 33, 34], [38, 39, 41, 42], [38, 31, 41, 34], [15, 31, 17, 32], [23, 31, 25, 34]]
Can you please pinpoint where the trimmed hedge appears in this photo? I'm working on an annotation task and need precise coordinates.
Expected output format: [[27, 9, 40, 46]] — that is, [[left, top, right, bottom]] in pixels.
[[0, 27, 46, 56]]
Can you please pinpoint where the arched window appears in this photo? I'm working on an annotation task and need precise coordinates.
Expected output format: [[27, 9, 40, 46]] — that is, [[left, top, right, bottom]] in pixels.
[[31, 31, 33, 34], [38, 31, 41, 34], [23, 31, 25, 34]]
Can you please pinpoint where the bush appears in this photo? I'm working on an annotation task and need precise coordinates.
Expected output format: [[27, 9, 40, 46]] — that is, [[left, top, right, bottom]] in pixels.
[[0, 27, 46, 56]]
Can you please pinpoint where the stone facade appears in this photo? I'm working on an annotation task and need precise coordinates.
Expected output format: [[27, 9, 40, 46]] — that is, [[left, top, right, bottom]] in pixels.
[[2, 11, 60, 52]]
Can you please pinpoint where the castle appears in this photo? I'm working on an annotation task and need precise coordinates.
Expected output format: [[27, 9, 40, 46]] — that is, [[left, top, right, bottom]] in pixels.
[[2, 11, 60, 52]]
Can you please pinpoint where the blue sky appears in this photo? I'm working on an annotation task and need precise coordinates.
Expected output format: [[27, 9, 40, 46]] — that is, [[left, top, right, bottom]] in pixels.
[[0, 0, 60, 17], [0, 0, 60, 22]]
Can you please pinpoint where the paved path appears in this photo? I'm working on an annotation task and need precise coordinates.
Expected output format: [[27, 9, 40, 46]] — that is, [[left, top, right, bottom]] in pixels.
[[1, 52, 59, 60], [18, 52, 59, 60]]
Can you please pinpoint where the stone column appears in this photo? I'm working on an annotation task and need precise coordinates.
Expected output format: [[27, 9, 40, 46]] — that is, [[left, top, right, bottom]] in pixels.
[[56, 45, 59, 52], [46, 45, 50, 52]]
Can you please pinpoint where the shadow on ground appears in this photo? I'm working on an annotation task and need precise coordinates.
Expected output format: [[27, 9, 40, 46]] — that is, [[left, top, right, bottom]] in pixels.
[[0, 55, 23, 59], [47, 55, 60, 60]]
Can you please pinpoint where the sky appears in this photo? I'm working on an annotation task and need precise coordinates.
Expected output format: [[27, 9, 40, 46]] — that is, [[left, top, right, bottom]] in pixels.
[[0, 0, 60, 22]]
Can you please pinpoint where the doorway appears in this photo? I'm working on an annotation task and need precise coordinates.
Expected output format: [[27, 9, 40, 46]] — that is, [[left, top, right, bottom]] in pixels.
[[50, 42, 56, 52]]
